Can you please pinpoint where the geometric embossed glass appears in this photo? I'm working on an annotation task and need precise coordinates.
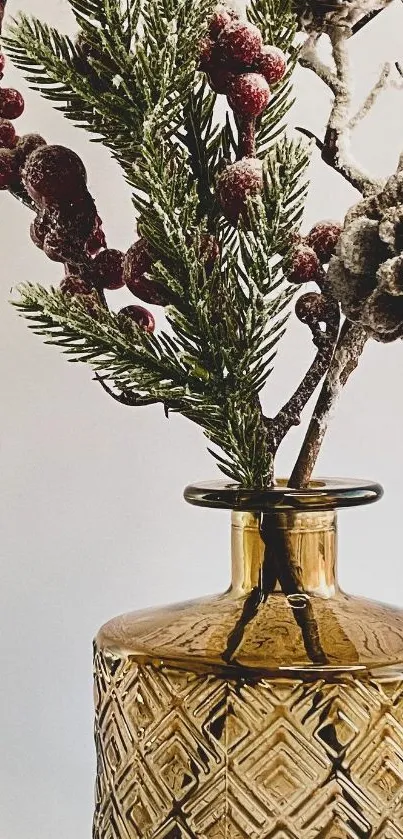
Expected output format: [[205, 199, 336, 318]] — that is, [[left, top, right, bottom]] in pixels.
[[93, 479, 403, 838]]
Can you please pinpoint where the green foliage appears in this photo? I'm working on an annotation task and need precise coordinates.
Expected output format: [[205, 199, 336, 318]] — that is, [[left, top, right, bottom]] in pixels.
[[3, 0, 215, 180], [4, 0, 310, 487]]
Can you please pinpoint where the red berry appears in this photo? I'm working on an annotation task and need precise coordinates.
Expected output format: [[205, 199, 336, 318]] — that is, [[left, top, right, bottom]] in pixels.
[[0, 118, 16, 149], [30, 209, 48, 249], [207, 65, 235, 94], [92, 248, 124, 290], [14, 134, 46, 170], [306, 220, 343, 263], [22, 144, 87, 206], [199, 37, 214, 71], [216, 157, 263, 225], [86, 217, 107, 256], [119, 305, 155, 333], [227, 72, 270, 117], [0, 89, 24, 120], [0, 147, 16, 189], [257, 45, 287, 86], [60, 275, 94, 297], [209, 5, 239, 39], [123, 239, 166, 305], [295, 292, 327, 326], [289, 245, 323, 284], [217, 21, 262, 67], [0, 54, 5, 74]]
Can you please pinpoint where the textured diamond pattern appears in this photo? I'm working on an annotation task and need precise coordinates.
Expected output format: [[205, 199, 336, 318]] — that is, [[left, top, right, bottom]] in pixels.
[[93, 649, 403, 839]]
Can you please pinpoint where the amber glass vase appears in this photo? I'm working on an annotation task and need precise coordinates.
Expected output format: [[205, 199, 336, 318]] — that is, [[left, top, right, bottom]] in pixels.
[[93, 479, 403, 839]]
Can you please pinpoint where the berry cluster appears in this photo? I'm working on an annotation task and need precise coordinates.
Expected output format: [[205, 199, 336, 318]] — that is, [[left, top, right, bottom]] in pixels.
[[289, 221, 342, 286], [288, 220, 342, 330], [0, 51, 30, 190], [200, 6, 286, 119], [203, 6, 287, 226]]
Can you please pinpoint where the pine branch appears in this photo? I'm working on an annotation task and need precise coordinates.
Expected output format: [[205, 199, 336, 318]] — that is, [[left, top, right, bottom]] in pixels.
[[13, 284, 196, 404], [3, 0, 215, 179], [6, 0, 312, 488]]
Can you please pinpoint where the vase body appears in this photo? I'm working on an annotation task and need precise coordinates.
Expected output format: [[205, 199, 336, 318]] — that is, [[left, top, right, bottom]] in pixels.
[[93, 480, 403, 839]]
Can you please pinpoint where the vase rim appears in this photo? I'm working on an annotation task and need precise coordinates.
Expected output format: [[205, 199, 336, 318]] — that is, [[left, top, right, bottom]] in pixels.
[[184, 477, 383, 512]]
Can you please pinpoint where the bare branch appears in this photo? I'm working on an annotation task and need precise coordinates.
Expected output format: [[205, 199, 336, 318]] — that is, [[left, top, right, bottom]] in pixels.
[[348, 62, 391, 130], [289, 320, 368, 488], [267, 290, 340, 447], [299, 28, 384, 196]]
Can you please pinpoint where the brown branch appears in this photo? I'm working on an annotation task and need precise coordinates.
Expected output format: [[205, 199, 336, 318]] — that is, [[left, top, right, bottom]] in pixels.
[[267, 291, 340, 447], [289, 320, 368, 488], [350, 7, 384, 37]]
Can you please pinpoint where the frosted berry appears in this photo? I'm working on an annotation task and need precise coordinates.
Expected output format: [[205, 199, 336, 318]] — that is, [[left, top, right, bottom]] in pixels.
[[92, 248, 124, 290], [60, 275, 93, 297], [22, 144, 87, 206], [257, 45, 287, 86], [14, 134, 46, 170], [199, 37, 214, 71], [123, 239, 166, 305], [217, 21, 262, 67], [0, 148, 16, 189], [86, 216, 106, 256], [209, 5, 239, 39], [57, 191, 97, 241], [207, 65, 235, 94], [306, 220, 343, 263], [227, 72, 270, 117], [30, 210, 49, 249], [0, 119, 16, 149], [43, 232, 68, 263], [119, 305, 155, 333], [289, 244, 322, 284], [295, 292, 327, 326], [0, 54, 5, 75], [216, 157, 263, 225], [0, 89, 24, 120]]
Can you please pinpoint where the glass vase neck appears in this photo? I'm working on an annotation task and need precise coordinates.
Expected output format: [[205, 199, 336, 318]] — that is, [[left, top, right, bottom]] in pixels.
[[185, 478, 383, 602], [231, 509, 338, 598]]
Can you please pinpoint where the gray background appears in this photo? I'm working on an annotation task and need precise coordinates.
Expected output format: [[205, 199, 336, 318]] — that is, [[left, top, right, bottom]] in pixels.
[[1, 1, 403, 837]]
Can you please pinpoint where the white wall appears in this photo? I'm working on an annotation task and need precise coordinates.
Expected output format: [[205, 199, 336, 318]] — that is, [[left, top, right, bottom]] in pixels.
[[1, 2, 403, 837]]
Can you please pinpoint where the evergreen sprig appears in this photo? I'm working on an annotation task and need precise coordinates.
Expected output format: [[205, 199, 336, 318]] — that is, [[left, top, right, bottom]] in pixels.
[[4, 0, 311, 487], [3, 0, 215, 179]]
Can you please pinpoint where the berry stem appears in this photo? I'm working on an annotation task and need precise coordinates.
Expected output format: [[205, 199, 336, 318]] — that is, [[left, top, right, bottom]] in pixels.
[[289, 320, 368, 488], [237, 116, 256, 160]]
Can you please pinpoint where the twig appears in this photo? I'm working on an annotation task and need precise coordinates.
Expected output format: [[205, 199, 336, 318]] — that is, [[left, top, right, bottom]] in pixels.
[[267, 291, 340, 447], [299, 33, 340, 93], [348, 62, 391, 130], [350, 7, 385, 37], [289, 320, 368, 488], [94, 374, 159, 406], [299, 28, 383, 196]]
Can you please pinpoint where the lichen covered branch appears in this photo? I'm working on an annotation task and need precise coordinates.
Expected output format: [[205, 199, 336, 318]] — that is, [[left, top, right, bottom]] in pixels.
[[299, 26, 383, 196], [289, 320, 368, 488]]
